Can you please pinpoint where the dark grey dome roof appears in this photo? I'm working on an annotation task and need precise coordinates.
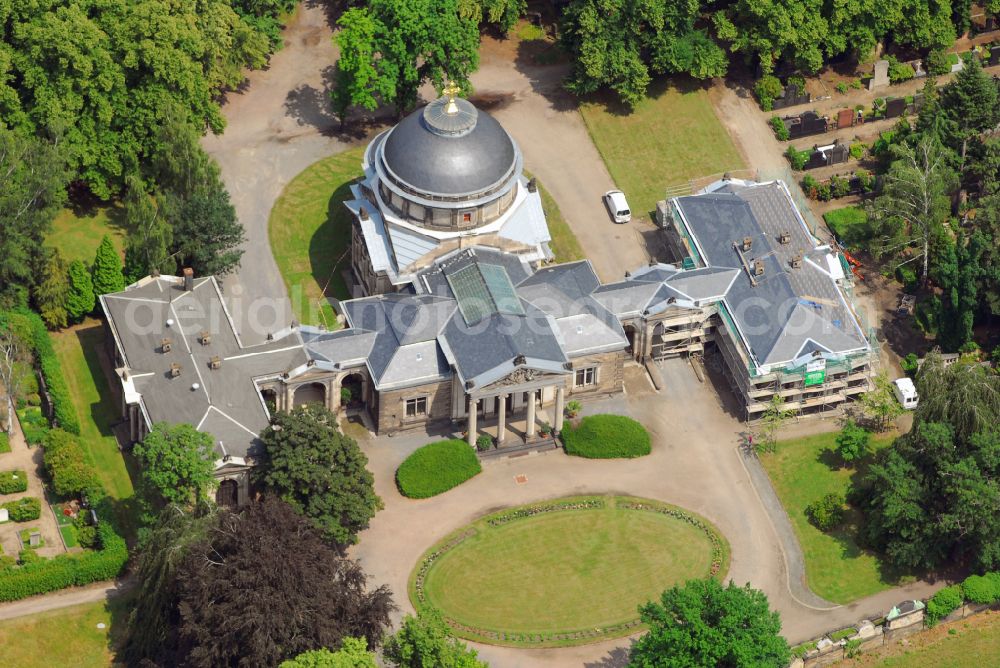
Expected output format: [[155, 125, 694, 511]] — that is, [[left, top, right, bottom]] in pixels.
[[381, 98, 517, 196]]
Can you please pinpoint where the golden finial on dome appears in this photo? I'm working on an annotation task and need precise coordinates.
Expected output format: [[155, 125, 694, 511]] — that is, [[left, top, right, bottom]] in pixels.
[[442, 79, 461, 115]]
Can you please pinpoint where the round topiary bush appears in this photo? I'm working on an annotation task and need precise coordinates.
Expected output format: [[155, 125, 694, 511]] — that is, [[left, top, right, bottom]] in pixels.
[[396, 439, 482, 499], [561, 414, 651, 459]]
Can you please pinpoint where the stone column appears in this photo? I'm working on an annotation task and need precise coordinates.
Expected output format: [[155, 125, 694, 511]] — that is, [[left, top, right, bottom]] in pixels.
[[467, 397, 477, 447], [497, 393, 507, 444], [554, 386, 565, 434], [327, 380, 338, 413], [284, 384, 294, 411], [526, 391, 536, 438]]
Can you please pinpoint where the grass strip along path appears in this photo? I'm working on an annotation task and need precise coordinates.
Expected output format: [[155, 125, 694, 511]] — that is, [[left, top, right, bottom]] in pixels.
[[411, 495, 729, 648]]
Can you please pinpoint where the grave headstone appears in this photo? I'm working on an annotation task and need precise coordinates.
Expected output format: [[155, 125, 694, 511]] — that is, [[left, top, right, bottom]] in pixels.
[[989, 45, 1000, 67], [885, 97, 907, 118], [836, 108, 855, 129], [0, 507, 8, 523], [858, 620, 877, 638], [869, 60, 890, 91], [29, 530, 40, 547], [951, 57, 964, 73], [913, 59, 926, 77]]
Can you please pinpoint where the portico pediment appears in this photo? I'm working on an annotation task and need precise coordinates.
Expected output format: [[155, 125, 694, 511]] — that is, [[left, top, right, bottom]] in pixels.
[[477, 367, 565, 394]]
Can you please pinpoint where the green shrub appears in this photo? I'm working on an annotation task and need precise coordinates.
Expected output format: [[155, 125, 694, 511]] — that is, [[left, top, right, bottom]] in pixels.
[[855, 168, 875, 191], [835, 81, 849, 94], [849, 142, 866, 160], [961, 574, 1000, 605], [926, 49, 950, 75], [850, 79, 863, 90], [3, 497, 41, 522], [561, 414, 651, 459], [845, 638, 862, 658], [340, 387, 352, 404], [829, 627, 857, 642], [901, 353, 919, 376], [895, 265, 918, 291], [755, 75, 783, 111], [805, 493, 845, 531], [926, 585, 964, 624], [887, 57, 915, 83], [396, 439, 482, 499], [0, 470, 28, 494], [0, 432, 8, 454], [0, 511, 127, 602], [830, 175, 850, 198], [785, 145, 810, 170], [836, 421, 872, 463], [565, 400, 582, 417], [815, 183, 832, 201], [43, 429, 102, 500], [770, 116, 790, 141], [18, 407, 49, 445], [76, 524, 97, 549], [475, 434, 493, 452]]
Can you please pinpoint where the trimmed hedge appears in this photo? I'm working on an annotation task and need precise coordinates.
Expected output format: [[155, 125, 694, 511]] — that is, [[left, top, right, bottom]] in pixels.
[[396, 439, 482, 499], [43, 429, 101, 499], [925, 584, 963, 625], [0, 469, 28, 495], [0, 309, 79, 435], [0, 514, 127, 602], [561, 414, 651, 459], [2, 497, 41, 522], [961, 574, 1000, 605]]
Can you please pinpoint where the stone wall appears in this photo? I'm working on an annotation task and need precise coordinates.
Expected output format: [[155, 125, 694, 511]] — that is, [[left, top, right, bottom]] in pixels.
[[565, 350, 626, 399], [375, 379, 453, 434]]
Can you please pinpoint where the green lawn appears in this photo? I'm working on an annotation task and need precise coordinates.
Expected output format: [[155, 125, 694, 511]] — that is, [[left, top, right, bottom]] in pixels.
[[579, 79, 745, 220], [824, 206, 870, 248], [526, 170, 584, 264], [268, 148, 365, 329], [760, 431, 912, 604], [415, 496, 727, 646], [48, 205, 125, 266], [852, 611, 1000, 667], [0, 598, 128, 667], [50, 321, 137, 535]]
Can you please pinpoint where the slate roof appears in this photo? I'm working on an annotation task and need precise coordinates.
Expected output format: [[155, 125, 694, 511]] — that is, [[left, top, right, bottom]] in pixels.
[[335, 248, 629, 391], [101, 276, 308, 461], [381, 97, 518, 196], [671, 180, 869, 368]]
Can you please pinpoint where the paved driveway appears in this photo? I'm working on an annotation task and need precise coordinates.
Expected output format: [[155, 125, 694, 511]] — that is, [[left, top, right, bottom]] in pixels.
[[349, 359, 939, 667]]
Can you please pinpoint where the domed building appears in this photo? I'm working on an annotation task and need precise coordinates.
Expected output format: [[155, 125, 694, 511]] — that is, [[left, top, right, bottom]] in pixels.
[[347, 90, 552, 296]]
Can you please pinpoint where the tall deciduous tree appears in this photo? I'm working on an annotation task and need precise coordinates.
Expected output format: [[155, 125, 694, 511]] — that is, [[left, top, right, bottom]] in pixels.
[[383, 607, 488, 668], [858, 356, 1000, 571], [177, 498, 393, 667], [458, 0, 526, 33], [65, 260, 96, 322], [280, 638, 378, 667], [333, 0, 480, 116], [256, 405, 382, 545], [133, 423, 217, 508], [90, 235, 125, 296], [561, 0, 727, 108], [0, 128, 69, 307], [123, 175, 173, 282], [861, 372, 905, 432], [868, 137, 958, 285], [36, 250, 70, 329], [628, 578, 790, 667]]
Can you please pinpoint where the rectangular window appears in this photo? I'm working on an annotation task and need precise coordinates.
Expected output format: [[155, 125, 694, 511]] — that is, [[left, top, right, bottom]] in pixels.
[[462, 212, 472, 223], [405, 396, 427, 417], [575, 367, 597, 387]]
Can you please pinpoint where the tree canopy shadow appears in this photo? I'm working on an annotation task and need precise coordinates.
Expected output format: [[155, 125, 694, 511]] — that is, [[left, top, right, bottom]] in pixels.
[[584, 643, 633, 668]]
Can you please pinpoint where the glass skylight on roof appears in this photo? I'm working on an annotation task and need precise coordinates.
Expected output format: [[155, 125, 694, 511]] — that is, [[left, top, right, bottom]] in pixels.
[[446, 262, 524, 325]]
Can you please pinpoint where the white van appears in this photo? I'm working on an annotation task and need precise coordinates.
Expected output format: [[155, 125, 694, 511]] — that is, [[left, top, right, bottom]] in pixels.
[[893, 377, 919, 410], [603, 190, 631, 223]]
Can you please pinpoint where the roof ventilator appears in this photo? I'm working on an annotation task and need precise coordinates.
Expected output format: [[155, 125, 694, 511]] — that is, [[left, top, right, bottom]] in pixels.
[[790, 254, 803, 269], [779, 232, 791, 244], [753, 259, 766, 276], [742, 236, 753, 252], [199, 331, 212, 346], [160, 337, 172, 353], [209, 356, 222, 370], [169, 362, 182, 378]]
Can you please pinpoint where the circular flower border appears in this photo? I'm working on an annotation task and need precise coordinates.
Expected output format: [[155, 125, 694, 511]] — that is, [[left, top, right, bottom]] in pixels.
[[408, 495, 731, 648]]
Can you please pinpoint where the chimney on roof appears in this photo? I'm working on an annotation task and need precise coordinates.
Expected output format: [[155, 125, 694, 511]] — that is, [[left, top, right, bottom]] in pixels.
[[160, 338, 172, 353], [183, 267, 194, 291], [753, 259, 765, 276], [742, 236, 753, 252], [198, 331, 211, 346], [209, 356, 222, 370], [527, 177, 537, 193], [169, 362, 182, 378], [790, 254, 803, 269], [779, 232, 791, 245], [359, 207, 369, 221]]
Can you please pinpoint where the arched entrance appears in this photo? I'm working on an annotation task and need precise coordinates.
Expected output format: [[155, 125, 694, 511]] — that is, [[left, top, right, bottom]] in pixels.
[[293, 382, 326, 407], [260, 388, 278, 413], [216, 479, 239, 507], [340, 373, 365, 410], [623, 324, 638, 357]]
